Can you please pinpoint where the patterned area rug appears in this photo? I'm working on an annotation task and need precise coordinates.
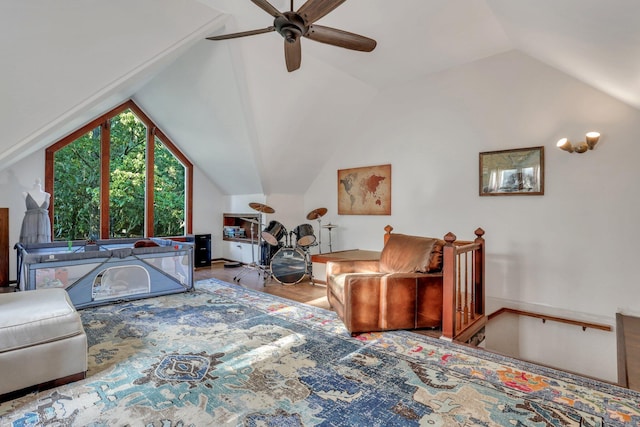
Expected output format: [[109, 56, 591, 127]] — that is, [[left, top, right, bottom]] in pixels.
[[1, 279, 638, 426]]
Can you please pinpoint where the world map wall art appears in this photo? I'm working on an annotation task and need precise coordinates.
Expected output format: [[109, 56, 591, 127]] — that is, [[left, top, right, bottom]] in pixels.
[[337, 164, 391, 215]]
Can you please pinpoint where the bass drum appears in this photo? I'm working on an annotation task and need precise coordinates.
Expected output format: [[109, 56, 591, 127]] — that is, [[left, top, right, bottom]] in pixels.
[[259, 241, 281, 266], [270, 247, 307, 285], [294, 223, 316, 247]]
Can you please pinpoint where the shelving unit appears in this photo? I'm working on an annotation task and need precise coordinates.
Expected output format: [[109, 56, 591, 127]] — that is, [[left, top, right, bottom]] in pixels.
[[223, 213, 260, 244], [222, 213, 261, 264]]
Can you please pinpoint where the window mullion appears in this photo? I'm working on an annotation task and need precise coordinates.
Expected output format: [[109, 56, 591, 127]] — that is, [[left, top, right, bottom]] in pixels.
[[146, 127, 155, 238], [100, 120, 110, 239]]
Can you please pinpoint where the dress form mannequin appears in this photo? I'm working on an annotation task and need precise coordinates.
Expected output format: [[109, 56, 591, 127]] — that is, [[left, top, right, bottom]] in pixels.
[[23, 179, 50, 207], [20, 179, 52, 244]]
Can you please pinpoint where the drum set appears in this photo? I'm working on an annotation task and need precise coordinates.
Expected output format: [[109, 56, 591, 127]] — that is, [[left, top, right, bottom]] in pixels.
[[233, 203, 332, 286]]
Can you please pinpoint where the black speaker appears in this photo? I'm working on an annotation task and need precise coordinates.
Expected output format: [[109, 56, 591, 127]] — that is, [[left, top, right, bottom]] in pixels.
[[194, 234, 211, 268]]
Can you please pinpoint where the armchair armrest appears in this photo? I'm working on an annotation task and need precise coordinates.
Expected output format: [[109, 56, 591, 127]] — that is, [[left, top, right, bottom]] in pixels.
[[326, 260, 381, 277], [384, 272, 439, 280]]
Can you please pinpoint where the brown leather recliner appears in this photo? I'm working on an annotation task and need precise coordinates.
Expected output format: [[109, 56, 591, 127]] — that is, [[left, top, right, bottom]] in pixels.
[[326, 233, 445, 335]]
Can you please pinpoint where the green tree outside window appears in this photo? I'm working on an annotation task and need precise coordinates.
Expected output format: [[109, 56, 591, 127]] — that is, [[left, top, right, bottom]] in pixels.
[[50, 101, 191, 240]]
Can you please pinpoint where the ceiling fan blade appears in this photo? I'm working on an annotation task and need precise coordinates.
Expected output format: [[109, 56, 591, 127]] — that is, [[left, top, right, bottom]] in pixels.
[[250, 0, 283, 17], [305, 25, 376, 52], [206, 26, 275, 41], [296, 0, 346, 25], [284, 38, 301, 72]]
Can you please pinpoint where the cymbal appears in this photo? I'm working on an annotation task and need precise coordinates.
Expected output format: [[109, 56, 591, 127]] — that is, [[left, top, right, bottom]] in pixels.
[[249, 202, 275, 214], [322, 223, 337, 229], [306, 207, 327, 220]]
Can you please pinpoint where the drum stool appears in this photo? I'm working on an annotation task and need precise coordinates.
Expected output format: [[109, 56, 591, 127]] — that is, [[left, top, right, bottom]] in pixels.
[[0, 288, 88, 399]]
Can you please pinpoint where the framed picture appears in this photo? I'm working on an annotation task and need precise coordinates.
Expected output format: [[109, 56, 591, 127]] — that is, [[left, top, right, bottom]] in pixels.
[[338, 164, 391, 215], [479, 147, 544, 196]]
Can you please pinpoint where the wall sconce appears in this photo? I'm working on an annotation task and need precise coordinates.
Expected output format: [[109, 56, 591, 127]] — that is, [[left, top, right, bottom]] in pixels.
[[556, 132, 600, 154]]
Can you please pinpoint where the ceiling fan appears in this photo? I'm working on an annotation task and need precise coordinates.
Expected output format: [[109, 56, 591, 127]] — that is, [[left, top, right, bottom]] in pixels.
[[206, 0, 377, 72]]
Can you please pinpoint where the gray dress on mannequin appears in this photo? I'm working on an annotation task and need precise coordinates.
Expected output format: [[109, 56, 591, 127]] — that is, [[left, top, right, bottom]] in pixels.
[[20, 193, 52, 244]]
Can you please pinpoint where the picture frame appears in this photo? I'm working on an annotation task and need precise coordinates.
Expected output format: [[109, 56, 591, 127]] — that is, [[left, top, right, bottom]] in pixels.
[[338, 164, 391, 215], [479, 146, 544, 196]]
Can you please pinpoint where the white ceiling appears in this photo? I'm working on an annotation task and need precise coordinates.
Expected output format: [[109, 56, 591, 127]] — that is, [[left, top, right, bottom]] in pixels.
[[2, 0, 640, 195]]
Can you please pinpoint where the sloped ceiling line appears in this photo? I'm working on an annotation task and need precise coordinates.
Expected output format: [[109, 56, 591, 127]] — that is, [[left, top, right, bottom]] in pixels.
[[0, 3, 227, 172]]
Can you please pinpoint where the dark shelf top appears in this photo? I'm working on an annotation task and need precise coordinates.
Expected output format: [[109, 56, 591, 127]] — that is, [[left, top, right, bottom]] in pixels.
[[223, 237, 257, 244]]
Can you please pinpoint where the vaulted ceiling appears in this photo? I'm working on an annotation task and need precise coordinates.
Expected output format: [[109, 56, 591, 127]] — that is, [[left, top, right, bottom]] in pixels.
[[2, 0, 640, 195]]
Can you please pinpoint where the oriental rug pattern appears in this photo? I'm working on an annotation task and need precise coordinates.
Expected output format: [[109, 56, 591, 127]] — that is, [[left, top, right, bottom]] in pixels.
[[1, 279, 638, 426]]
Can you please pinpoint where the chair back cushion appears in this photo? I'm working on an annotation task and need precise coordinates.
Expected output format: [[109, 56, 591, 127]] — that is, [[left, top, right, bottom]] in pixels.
[[379, 234, 441, 274]]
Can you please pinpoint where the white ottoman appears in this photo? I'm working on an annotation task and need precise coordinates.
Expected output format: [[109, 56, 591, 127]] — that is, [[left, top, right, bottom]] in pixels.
[[0, 288, 87, 399]]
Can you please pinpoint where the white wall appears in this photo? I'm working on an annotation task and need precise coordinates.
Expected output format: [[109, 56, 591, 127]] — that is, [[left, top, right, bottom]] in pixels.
[[484, 300, 614, 381], [192, 166, 225, 259], [264, 194, 306, 247], [304, 50, 640, 382]]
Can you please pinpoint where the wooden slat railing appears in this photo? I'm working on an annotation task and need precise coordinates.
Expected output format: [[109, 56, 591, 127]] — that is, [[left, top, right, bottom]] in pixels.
[[441, 228, 487, 343]]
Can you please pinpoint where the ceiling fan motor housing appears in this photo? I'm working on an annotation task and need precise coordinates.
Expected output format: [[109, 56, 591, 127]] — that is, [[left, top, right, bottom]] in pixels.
[[275, 12, 307, 43]]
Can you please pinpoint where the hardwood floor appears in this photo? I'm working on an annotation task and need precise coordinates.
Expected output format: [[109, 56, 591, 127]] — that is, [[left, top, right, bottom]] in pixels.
[[195, 260, 331, 310]]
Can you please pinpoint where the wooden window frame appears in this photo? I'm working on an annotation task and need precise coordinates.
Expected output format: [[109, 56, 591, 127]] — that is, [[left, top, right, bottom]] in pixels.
[[45, 100, 193, 239]]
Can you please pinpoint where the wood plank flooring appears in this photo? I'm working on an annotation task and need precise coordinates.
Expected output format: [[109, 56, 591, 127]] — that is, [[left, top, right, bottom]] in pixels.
[[195, 261, 331, 310]]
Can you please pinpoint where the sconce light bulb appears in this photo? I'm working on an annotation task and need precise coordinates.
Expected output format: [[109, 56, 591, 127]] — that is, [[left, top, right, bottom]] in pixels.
[[585, 131, 600, 149], [556, 138, 574, 153]]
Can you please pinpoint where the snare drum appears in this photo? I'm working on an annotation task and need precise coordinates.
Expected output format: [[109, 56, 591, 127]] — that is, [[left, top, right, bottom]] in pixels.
[[262, 220, 286, 246], [294, 223, 316, 247], [270, 247, 306, 285]]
